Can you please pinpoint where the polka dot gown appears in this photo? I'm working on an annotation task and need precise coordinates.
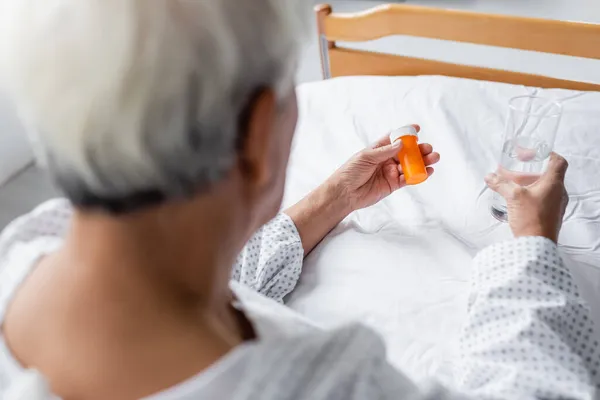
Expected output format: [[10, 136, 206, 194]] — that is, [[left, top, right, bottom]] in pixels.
[[231, 213, 303, 303], [1, 200, 599, 399], [456, 236, 600, 398]]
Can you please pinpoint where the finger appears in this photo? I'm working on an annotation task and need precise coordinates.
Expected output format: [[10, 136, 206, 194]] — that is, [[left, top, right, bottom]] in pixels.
[[398, 174, 407, 188], [541, 152, 569, 183], [419, 143, 433, 156], [485, 172, 520, 199], [423, 152, 440, 166], [363, 140, 402, 162], [563, 186, 570, 208], [371, 134, 395, 149]]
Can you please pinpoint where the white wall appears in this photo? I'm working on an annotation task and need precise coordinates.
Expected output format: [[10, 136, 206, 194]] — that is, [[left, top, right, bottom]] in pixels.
[[0, 96, 33, 186]]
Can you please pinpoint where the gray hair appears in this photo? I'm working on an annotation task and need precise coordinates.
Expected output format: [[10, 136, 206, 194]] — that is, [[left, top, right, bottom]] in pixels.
[[0, 0, 308, 212]]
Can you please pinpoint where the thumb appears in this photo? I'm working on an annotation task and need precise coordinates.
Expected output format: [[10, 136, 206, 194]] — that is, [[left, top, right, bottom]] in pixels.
[[485, 172, 519, 198], [538, 152, 568, 186], [362, 140, 402, 162]]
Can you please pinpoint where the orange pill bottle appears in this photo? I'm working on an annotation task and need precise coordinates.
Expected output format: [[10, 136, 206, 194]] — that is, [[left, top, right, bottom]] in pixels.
[[389, 126, 428, 185]]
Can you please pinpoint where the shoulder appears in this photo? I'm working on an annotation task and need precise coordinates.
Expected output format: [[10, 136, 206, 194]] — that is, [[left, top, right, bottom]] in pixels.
[[231, 281, 387, 366], [230, 282, 391, 399], [0, 201, 71, 395], [232, 322, 388, 400]]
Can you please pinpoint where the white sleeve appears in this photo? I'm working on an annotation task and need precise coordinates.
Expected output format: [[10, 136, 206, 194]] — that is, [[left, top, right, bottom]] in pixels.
[[231, 213, 304, 303], [0, 199, 72, 272], [353, 237, 599, 400], [455, 236, 600, 399]]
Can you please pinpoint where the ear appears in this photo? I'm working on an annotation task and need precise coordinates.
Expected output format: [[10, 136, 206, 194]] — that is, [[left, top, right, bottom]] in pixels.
[[238, 89, 277, 187]]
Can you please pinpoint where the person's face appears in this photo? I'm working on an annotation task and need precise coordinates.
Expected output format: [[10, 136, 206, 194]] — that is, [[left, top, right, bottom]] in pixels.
[[237, 86, 299, 231]]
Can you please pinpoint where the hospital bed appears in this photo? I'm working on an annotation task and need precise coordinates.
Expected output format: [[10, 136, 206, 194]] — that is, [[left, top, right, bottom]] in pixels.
[[284, 4, 600, 384]]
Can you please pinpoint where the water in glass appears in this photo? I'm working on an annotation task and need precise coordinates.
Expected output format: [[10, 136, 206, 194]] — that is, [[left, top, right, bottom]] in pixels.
[[490, 95, 561, 222], [490, 136, 551, 222]]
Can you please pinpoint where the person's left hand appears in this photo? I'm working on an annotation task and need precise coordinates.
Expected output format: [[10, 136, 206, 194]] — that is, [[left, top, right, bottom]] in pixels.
[[328, 125, 440, 212]]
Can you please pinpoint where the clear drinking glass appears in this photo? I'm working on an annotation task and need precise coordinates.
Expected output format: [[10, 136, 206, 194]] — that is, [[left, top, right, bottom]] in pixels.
[[490, 95, 562, 222]]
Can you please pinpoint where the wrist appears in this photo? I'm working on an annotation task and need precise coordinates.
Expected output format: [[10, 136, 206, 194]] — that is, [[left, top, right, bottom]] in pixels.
[[321, 178, 353, 217], [284, 179, 353, 255], [513, 226, 558, 243]]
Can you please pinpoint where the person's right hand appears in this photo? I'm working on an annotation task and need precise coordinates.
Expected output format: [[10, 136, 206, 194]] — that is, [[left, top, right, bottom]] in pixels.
[[485, 152, 569, 243]]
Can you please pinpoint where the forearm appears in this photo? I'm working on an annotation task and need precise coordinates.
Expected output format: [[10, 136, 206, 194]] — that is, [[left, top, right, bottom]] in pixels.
[[456, 237, 600, 398], [231, 180, 352, 301], [284, 180, 352, 255]]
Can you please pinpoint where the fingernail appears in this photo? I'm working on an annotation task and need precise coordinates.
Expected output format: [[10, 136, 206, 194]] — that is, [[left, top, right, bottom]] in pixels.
[[391, 140, 402, 149]]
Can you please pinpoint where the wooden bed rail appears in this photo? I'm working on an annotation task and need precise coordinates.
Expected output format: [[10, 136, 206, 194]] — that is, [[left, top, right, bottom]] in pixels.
[[315, 4, 600, 91]]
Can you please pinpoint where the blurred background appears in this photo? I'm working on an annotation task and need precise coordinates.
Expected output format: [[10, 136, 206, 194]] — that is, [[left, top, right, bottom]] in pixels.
[[2, 0, 600, 228]]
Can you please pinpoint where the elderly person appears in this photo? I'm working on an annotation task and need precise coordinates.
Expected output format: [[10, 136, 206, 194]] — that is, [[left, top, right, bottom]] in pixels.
[[0, 0, 598, 399]]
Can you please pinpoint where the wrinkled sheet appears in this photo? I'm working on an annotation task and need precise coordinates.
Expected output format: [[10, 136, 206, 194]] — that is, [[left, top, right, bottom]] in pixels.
[[283, 76, 600, 384]]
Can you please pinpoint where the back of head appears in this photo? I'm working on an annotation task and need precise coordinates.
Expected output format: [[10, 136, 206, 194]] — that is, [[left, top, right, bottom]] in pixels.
[[0, 0, 308, 213]]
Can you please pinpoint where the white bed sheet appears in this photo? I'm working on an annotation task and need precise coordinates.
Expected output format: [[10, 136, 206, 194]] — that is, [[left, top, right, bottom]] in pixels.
[[283, 75, 600, 384]]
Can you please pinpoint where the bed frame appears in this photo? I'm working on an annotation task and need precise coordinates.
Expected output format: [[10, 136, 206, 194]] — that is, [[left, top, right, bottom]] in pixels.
[[316, 4, 600, 91]]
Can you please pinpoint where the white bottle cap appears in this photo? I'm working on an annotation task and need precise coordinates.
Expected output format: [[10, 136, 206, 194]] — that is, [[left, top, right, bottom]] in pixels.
[[389, 125, 418, 143]]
